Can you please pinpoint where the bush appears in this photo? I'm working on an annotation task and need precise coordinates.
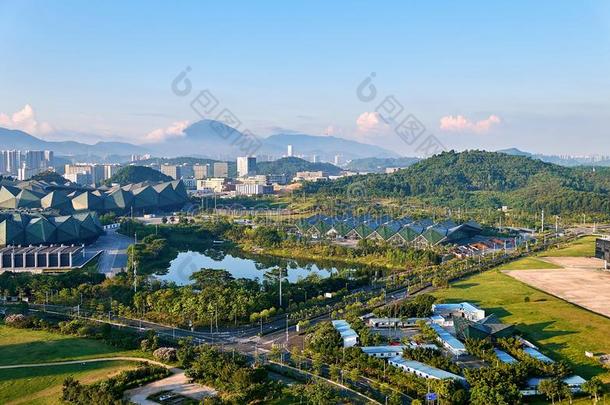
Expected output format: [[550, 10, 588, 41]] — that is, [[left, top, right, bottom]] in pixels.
[[4, 314, 30, 328], [153, 347, 177, 363]]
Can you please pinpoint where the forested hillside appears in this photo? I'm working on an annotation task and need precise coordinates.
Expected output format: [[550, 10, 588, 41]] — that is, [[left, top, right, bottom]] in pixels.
[[256, 157, 341, 178], [303, 150, 610, 214], [106, 165, 172, 185]]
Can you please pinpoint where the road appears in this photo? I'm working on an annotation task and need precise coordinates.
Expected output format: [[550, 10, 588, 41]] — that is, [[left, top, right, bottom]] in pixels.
[[91, 228, 133, 275]]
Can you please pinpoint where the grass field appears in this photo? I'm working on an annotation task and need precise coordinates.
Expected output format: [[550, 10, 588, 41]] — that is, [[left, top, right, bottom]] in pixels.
[[433, 257, 610, 382], [540, 235, 597, 257], [0, 360, 136, 405], [0, 325, 148, 404], [496, 256, 562, 270], [0, 325, 146, 366]]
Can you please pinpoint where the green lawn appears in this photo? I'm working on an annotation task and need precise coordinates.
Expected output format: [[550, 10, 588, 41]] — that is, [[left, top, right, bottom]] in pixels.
[[0, 325, 147, 366], [0, 325, 150, 404], [496, 257, 562, 271], [433, 269, 610, 382], [0, 360, 136, 405], [540, 235, 597, 257]]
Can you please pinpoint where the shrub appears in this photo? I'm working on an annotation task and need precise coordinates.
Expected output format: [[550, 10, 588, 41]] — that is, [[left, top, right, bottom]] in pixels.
[[153, 347, 177, 363]]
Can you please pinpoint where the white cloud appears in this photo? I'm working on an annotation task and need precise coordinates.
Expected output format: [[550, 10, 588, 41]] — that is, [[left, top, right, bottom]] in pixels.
[[142, 120, 189, 143], [439, 114, 501, 133], [356, 111, 389, 132], [0, 104, 54, 135]]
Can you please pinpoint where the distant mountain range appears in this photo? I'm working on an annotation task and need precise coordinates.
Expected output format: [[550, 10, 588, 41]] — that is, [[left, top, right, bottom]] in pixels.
[[0, 120, 397, 162], [497, 148, 610, 167], [0, 127, 148, 158]]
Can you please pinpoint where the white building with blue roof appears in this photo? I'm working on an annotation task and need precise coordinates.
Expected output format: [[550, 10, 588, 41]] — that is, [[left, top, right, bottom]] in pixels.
[[388, 357, 467, 385], [523, 347, 554, 363], [361, 346, 406, 359], [430, 323, 467, 356], [331, 320, 359, 348], [494, 348, 518, 364]]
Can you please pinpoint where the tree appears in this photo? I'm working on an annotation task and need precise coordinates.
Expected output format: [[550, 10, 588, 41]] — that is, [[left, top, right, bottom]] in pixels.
[[538, 378, 562, 405], [582, 377, 605, 403]]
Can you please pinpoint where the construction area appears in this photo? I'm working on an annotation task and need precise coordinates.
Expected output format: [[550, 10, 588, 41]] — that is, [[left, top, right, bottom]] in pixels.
[[504, 256, 610, 318]]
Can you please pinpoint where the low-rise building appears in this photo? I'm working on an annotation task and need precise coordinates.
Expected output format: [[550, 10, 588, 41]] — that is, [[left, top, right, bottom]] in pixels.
[[293, 171, 328, 182], [432, 302, 486, 325], [361, 346, 406, 359], [332, 320, 359, 348], [430, 323, 467, 356], [235, 183, 274, 196], [521, 376, 586, 396], [197, 178, 227, 193], [388, 357, 467, 385]]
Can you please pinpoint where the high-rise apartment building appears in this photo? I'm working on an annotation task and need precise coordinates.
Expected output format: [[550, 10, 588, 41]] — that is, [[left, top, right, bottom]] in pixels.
[[193, 163, 210, 179], [237, 156, 256, 177], [160, 164, 182, 180], [213, 162, 229, 178], [64, 164, 105, 185]]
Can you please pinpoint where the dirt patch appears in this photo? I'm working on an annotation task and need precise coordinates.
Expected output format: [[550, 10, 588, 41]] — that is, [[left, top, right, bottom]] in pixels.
[[505, 268, 610, 318]]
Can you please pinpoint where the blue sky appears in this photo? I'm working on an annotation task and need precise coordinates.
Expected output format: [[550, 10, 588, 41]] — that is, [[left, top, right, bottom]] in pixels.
[[1, 0, 609, 155]]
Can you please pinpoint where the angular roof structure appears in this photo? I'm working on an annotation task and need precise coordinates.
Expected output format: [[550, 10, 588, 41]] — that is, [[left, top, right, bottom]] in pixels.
[[25, 216, 56, 244]]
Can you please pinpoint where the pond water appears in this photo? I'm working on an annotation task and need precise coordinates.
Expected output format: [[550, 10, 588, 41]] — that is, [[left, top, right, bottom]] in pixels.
[[156, 249, 348, 286]]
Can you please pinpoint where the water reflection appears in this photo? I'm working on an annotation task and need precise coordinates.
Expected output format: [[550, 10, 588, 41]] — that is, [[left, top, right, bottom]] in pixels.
[[156, 249, 348, 286]]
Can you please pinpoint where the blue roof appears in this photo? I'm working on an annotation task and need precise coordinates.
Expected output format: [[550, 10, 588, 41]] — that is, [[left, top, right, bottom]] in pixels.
[[389, 357, 466, 382], [361, 346, 406, 355], [494, 348, 517, 364], [524, 347, 554, 363], [430, 323, 466, 352]]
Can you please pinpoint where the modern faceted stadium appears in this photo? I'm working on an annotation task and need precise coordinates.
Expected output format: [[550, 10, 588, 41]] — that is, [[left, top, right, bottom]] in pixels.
[[0, 179, 189, 246]]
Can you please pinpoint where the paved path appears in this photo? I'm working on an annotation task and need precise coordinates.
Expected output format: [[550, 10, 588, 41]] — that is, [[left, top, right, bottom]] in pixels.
[[92, 229, 133, 275], [124, 369, 217, 405]]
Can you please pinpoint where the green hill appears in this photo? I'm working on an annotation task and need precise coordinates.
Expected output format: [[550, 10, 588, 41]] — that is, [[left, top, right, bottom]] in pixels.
[[304, 150, 610, 214], [256, 157, 341, 179], [105, 165, 172, 185]]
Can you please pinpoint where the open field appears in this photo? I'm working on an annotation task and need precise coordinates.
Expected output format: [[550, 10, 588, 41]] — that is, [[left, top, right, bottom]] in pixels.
[[0, 325, 146, 366], [496, 256, 562, 271], [0, 360, 135, 405], [539, 235, 597, 257], [433, 257, 610, 382], [505, 257, 610, 318], [0, 325, 148, 404]]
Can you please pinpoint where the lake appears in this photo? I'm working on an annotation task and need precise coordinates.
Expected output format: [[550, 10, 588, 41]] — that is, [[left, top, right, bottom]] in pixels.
[[156, 249, 349, 286]]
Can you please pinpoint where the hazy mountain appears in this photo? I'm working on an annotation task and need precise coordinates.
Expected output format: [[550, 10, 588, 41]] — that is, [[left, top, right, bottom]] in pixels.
[[345, 156, 421, 173], [498, 147, 610, 167], [262, 132, 398, 161], [0, 121, 405, 162], [256, 157, 342, 179], [0, 127, 147, 157]]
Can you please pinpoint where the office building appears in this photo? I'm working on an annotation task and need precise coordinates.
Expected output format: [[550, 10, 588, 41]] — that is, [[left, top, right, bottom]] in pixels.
[[237, 156, 256, 177], [287, 144, 293, 157], [213, 162, 229, 178]]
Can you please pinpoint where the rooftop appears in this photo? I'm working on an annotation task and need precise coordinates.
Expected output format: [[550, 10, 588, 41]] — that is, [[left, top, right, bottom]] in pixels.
[[389, 357, 466, 382]]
